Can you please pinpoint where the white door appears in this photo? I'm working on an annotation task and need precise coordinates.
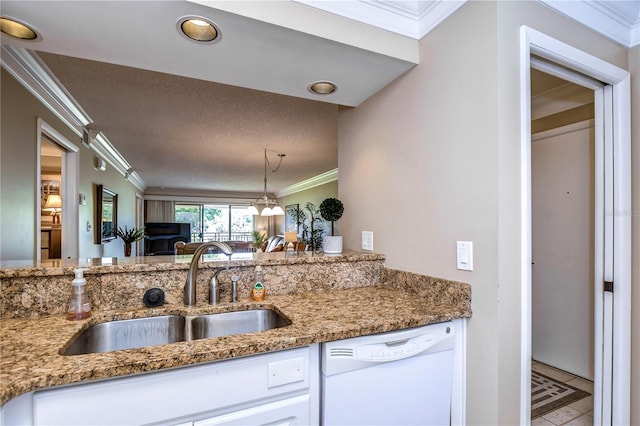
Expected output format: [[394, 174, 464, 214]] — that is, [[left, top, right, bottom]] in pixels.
[[530, 59, 614, 424], [593, 83, 614, 426], [531, 118, 595, 380]]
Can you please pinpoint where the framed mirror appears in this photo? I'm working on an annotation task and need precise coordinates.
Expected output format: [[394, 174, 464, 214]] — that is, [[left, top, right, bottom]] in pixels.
[[95, 184, 117, 244]]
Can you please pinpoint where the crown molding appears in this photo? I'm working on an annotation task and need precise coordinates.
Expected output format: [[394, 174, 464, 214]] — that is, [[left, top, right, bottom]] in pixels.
[[295, 0, 465, 40], [298, 0, 638, 47], [1, 45, 90, 136], [540, 0, 640, 48], [1, 46, 146, 191], [275, 168, 338, 198]]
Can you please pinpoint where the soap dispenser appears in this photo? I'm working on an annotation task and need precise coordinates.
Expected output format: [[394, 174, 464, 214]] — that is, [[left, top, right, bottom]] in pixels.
[[67, 268, 92, 320], [250, 265, 266, 301]]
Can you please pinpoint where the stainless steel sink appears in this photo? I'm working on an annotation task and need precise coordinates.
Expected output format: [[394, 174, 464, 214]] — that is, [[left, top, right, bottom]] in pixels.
[[189, 309, 290, 340], [62, 309, 290, 355], [62, 315, 186, 355]]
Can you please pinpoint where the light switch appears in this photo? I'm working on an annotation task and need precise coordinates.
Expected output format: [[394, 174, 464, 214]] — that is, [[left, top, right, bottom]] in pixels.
[[456, 241, 473, 271], [362, 231, 373, 251]]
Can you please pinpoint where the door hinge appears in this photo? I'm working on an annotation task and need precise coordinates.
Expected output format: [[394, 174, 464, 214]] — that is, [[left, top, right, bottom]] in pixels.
[[604, 281, 614, 292]]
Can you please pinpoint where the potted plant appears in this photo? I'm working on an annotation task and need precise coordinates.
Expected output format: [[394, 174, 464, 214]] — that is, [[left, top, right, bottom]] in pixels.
[[251, 230, 267, 251], [116, 226, 145, 257], [319, 198, 344, 254]]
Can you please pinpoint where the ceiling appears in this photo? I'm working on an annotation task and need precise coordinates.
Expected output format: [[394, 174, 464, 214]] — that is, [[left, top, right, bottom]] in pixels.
[[1, 1, 637, 197]]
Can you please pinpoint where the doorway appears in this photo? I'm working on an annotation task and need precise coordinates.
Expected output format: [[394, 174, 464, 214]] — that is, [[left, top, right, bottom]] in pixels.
[[520, 27, 632, 425], [530, 69, 596, 423], [40, 136, 63, 259], [36, 118, 80, 260]]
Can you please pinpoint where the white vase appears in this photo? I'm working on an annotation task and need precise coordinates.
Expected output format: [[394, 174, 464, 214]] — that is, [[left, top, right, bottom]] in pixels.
[[323, 235, 343, 254]]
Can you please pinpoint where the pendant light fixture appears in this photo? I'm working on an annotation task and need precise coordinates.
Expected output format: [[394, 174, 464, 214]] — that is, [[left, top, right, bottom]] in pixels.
[[247, 149, 285, 216]]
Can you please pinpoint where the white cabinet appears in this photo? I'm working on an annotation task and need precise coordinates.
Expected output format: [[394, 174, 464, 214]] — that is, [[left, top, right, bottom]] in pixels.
[[2, 345, 319, 426]]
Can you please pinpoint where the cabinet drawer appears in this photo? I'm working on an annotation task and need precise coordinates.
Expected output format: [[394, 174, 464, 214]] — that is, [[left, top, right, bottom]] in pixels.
[[194, 394, 310, 426]]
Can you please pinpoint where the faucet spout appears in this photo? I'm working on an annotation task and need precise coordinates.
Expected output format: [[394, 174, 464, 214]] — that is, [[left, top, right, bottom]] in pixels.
[[184, 241, 233, 306]]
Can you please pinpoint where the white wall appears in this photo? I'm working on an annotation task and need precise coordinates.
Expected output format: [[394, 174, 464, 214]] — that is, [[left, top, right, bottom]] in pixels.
[[531, 124, 594, 380]]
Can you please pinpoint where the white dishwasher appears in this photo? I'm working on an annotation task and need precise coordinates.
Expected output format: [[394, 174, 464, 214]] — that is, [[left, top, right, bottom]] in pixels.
[[321, 322, 455, 426]]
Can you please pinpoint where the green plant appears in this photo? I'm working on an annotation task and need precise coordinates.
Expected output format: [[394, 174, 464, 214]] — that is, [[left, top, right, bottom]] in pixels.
[[116, 226, 146, 244], [251, 230, 266, 248], [319, 198, 344, 236], [289, 205, 306, 235]]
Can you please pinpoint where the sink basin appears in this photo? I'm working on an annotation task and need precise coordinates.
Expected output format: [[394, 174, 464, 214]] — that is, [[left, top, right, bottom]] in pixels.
[[62, 309, 289, 355], [63, 315, 186, 355], [189, 309, 290, 340]]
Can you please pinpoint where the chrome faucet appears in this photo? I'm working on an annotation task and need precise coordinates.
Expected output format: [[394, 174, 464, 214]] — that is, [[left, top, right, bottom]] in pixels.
[[184, 241, 233, 306]]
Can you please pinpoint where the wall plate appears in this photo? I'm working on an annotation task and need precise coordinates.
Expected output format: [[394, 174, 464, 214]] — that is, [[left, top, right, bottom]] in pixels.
[[456, 241, 473, 271], [362, 231, 373, 251]]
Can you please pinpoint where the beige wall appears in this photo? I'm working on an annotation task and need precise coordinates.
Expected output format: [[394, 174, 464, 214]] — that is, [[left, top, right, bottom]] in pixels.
[[630, 44, 640, 426], [1, 69, 141, 260], [339, 2, 501, 423], [339, 1, 635, 424]]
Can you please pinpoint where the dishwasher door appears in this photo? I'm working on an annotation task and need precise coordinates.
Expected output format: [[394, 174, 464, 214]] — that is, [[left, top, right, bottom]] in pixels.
[[321, 322, 455, 426]]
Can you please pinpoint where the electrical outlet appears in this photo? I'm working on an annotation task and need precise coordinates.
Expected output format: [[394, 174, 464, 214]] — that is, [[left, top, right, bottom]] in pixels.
[[362, 231, 373, 251]]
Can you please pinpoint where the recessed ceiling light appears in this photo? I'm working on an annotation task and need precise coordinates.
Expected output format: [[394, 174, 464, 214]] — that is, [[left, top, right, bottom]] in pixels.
[[0, 17, 39, 40], [308, 81, 337, 95], [177, 16, 220, 43]]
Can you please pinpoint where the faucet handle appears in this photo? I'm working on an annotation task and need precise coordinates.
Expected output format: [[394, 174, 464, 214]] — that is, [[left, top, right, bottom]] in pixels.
[[231, 275, 239, 303], [209, 276, 220, 305]]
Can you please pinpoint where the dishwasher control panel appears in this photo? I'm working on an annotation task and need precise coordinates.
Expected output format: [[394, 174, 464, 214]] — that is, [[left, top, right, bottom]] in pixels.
[[322, 322, 454, 376], [356, 336, 432, 361]]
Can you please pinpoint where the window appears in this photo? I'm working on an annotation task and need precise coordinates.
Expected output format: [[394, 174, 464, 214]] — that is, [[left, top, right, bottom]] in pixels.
[[174, 204, 253, 242]]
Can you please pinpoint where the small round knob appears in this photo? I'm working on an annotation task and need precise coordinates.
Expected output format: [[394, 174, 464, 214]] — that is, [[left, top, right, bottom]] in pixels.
[[143, 288, 165, 308]]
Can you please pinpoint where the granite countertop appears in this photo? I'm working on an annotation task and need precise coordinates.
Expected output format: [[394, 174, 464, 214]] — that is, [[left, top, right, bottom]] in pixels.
[[0, 285, 469, 406]]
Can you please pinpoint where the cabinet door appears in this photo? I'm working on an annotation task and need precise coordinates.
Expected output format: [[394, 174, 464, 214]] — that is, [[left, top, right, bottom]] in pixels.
[[194, 394, 310, 426]]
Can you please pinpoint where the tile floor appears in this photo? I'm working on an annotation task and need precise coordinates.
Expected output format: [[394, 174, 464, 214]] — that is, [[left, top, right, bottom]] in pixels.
[[531, 360, 594, 426]]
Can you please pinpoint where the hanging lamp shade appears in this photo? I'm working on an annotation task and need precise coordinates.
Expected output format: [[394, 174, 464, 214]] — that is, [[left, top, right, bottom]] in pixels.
[[271, 205, 284, 215], [247, 205, 259, 216]]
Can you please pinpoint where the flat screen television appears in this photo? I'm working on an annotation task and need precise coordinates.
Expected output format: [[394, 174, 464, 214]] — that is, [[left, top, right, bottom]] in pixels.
[[144, 222, 191, 255]]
